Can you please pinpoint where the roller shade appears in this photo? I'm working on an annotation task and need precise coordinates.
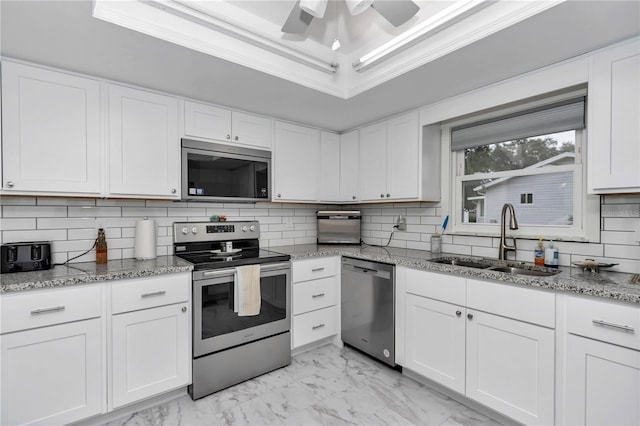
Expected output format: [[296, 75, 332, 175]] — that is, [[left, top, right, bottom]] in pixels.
[[451, 98, 585, 151]]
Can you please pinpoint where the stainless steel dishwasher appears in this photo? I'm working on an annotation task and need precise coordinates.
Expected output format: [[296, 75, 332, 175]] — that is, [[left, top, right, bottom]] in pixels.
[[341, 257, 396, 367]]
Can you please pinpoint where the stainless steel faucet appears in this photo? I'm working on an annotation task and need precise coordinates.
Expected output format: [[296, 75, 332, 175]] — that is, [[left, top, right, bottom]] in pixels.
[[499, 203, 519, 261]]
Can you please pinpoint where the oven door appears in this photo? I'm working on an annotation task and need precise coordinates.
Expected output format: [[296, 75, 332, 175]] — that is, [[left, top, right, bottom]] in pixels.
[[193, 262, 290, 357]]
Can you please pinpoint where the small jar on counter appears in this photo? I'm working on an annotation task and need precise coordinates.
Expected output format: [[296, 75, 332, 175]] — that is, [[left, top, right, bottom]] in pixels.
[[430, 234, 442, 255]]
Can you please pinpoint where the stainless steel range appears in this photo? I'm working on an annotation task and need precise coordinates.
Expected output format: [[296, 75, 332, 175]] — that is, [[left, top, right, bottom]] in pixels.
[[173, 221, 291, 400]]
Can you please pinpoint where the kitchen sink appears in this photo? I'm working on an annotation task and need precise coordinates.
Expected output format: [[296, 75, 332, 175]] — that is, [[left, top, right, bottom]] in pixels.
[[430, 257, 493, 269], [430, 256, 560, 277], [486, 266, 560, 277]]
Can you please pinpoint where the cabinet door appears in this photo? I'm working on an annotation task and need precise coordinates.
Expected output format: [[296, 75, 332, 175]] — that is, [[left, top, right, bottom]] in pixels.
[[564, 334, 640, 426], [339, 130, 359, 202], [111, 302, 190, 408], [405, 294, 465, 394], [589, 39, 640, 193], [1, 61, 101, 195], [319, 131, 340, 202], [184, 100, 231, 142], [466, 310, 555, 425], [386, 111, 419, 200], [1, 319, 103, 425], [273, 121, 319, 201], [232, 111, 273, 149], [109, 84, 180, 199], [358, 121, 387, 201]]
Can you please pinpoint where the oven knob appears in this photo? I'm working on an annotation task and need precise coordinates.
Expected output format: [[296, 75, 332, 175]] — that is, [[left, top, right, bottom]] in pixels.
[[249, 225, 256, 232], [181, 227, 189, 235], [242, 226, 248, 232], [191, 227, 198, 234]]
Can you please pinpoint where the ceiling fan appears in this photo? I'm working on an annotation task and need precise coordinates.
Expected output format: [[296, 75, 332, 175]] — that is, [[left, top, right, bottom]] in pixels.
[[282, 0, 421, 34]]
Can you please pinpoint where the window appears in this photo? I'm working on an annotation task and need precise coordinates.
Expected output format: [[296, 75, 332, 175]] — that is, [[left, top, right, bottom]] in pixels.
[[520, 193, 534, 204], [445, 91, 598, 240]]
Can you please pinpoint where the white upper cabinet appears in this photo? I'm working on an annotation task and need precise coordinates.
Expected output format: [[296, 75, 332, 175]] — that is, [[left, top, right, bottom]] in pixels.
[[588, 38, 640, 193], [387, 111, 420, 200], [1, 61, 102, 195], [358, 111, 434, 202], [273, 121, 319, 202], [359, 121, 388, 201], [108, 84, 180, 199], [339, 130, 359, 202], [319, 131, 340, 202], [184, 101, 273, 149]]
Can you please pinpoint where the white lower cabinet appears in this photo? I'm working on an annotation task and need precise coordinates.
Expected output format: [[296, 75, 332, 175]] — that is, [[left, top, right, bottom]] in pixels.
[[562, 295, 640, 425], [291, 257, 340, 349], [0, 272, 192, 425], [564, 335, 639, 426], [465, 310, 555, 425], [405, 294, 465, 394], [0, 285, 104, 426], [111, 302, 190, 408], [402, 267, 556, 425], [0, 319, 103, 426]]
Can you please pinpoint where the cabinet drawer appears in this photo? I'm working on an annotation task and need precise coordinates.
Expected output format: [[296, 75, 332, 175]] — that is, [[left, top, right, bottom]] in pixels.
[[293, 305, 337, 348], [406, 268, 466, 305], [111, 273, 190, 314], [567, 296, 640, 350], [292, 257, 339, 283], [466, 279, 555, 328], [1, 285, 101, 334], [293, 276, 337, 315]]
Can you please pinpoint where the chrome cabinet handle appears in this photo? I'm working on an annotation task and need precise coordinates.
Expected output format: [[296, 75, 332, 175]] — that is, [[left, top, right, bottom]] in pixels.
[[171, 188, 177, 194], [311, 267, 325, 272], [592, 319, 635, 333], [141, 290, 166, 298], [6, 181, 14, 188], [226, 134, 231, 139], [181, 306, 187, 313], [386, 193, 390, 198], [380, 194, 384, 198], [234, 136, 239, 141], [277, 194, 281, 198], [467, 313, 474, 320], [456, 310, 462, 317], [31, 305, 65, 315], [352, 195, 356, 200], [312, 293, 325, 298], [312, 323, 325, 330]]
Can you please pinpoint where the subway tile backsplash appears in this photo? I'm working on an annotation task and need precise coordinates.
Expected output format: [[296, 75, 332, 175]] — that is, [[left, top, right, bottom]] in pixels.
[[1, 195, 639, 273]]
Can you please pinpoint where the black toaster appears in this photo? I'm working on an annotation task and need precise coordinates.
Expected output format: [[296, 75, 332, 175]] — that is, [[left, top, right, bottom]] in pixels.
[[1, 242, 52, 273]]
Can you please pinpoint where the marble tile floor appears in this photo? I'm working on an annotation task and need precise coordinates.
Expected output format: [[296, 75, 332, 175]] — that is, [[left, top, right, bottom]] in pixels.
[[104, 344, 503, 426]]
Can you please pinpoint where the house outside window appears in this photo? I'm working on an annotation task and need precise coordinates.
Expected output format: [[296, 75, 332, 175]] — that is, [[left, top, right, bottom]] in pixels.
[[445, 89, 599, 240]]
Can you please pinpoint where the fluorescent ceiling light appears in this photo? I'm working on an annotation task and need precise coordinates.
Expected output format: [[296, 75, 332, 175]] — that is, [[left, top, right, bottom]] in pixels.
[[353, 0, 491, 72]]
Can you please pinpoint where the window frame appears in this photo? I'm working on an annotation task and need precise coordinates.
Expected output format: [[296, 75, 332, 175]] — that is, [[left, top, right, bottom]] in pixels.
[[441, 90, 600, 242]]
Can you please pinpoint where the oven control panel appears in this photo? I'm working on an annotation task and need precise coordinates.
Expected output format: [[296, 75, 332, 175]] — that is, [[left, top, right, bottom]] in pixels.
[[173, 221, 260, 243]]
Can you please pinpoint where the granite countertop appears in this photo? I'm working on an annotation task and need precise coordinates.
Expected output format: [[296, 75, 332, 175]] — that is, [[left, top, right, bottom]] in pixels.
[[0, 256, 193, 294], [271, 244, 640, 305]]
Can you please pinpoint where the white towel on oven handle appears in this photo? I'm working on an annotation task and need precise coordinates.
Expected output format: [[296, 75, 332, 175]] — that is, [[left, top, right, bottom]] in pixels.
[[234, 264, 261, 316]]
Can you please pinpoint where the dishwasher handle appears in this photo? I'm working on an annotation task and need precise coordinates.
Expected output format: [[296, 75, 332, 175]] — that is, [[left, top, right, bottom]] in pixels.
[[343, 261, 392, 280]]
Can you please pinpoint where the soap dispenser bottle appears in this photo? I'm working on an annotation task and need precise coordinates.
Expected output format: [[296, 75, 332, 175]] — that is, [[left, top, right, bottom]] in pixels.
[[534, 238, 545, 266], [544, 240, 559, 268]]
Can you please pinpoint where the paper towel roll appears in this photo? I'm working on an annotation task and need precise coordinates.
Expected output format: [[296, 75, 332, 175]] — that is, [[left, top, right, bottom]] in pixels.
[[134, 218, 157, 260]]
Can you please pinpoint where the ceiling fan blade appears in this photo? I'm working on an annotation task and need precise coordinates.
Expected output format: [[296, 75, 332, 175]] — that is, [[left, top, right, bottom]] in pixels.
[[371, 0, 420, 27], [281, 0, 315, 34]]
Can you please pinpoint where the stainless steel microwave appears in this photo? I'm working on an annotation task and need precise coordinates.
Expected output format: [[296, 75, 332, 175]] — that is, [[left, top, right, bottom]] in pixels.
[[181, 139, 271, 202]]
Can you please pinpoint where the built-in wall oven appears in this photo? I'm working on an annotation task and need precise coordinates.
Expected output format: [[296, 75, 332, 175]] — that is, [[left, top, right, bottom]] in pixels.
[[173, 221, 291, 400]]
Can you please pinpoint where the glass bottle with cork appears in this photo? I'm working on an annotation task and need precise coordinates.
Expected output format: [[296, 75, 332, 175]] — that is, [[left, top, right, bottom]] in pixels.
[[96, 228, 107, 264]]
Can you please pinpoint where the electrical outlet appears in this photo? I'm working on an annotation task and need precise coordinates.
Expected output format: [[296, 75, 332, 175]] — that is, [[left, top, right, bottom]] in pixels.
[[396, 215, 407, 231], [94, 219, 105, 232]]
